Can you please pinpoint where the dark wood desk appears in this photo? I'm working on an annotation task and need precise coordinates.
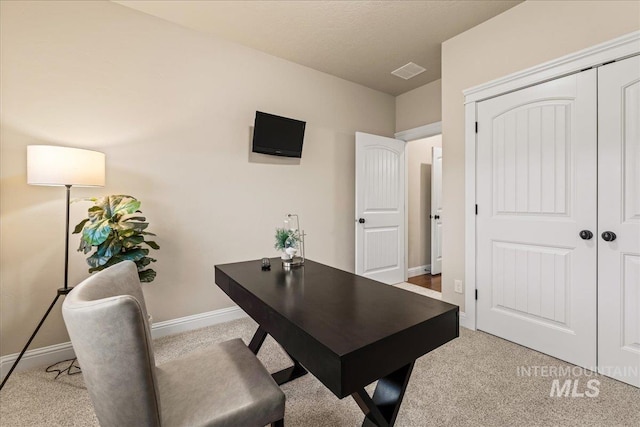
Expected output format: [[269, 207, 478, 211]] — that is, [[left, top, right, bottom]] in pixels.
[[215, 259, 458, 427]]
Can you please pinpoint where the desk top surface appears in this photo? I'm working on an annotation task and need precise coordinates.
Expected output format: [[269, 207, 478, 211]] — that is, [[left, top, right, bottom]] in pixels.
[[215, 258, 458, 357]]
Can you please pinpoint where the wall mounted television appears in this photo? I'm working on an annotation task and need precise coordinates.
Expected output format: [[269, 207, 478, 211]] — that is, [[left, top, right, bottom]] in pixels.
[[252, 111, 306, 158]]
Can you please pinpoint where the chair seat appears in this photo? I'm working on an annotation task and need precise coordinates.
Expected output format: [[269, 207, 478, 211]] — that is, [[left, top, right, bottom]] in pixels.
[[157, 338, 285, 427]]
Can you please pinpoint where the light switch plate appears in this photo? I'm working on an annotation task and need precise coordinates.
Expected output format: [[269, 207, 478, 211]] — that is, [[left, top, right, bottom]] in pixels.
[[454, 279, 463, 294]]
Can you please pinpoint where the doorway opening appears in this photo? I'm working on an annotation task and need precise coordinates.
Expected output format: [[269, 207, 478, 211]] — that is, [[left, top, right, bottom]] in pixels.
[[404, 133, 442, 298]]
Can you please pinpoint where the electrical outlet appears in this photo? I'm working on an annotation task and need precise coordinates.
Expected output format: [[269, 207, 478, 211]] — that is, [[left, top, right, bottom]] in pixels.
[[454, 279, 463, 294]]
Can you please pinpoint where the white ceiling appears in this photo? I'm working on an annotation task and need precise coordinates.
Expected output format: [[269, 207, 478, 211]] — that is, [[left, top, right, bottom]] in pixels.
[[115, 1, 522, 96]]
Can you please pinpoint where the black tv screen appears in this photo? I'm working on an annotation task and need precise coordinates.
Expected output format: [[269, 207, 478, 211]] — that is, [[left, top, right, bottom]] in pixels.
[[252, 111, 306, 158]]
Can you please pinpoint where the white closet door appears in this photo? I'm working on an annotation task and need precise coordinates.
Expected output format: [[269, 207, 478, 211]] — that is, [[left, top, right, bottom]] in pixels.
[[598, 56, 640, 387], [476, 70, 598, 369]]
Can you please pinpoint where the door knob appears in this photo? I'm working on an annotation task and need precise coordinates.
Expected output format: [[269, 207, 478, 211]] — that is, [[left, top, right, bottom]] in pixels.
[[434, 215, 440, 220], [601, 231, 616, 242], [579, 230, 593, 240], [358, 218, 365, 224]]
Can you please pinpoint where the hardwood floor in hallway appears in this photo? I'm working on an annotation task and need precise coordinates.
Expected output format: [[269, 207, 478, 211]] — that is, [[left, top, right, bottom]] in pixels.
[[407, 274, 441, 292]]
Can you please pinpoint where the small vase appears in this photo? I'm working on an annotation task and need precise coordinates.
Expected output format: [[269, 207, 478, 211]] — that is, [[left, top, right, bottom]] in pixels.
[[285, 247, 297, 258]]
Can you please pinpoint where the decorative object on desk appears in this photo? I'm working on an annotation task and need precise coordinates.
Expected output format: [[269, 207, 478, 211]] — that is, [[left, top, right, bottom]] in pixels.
[[73, 195, 159, 283], [285, 247, 297, 258], [261, 258, 271, 271], [281, 213, 305, 270], [0, 145, 105, 391], [274, 227, 298, 260]]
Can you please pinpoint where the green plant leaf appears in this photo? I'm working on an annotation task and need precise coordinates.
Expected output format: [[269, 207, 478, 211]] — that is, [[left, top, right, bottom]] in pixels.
[[274, 228, 289, 250], [77, 238, 89, 253], [95, 239, 109, 257], [73, 197, 99, 203], [87, 205, 105, 222], [83, 220, 111, 246], [87, 256, 120, 273], [100, 195, 128, 219], [109, 196, 140, 217], [120, 214, 146, 222], [72, 218, 89, 234], [144, 240, 160, 250], [117, 248, 149, 262], [138, 269, 157, 283], [87, 251, 112, 268], [122, 235, 144, 248], [119, 222, 149, 232], [99, 237, 122, 258], [135, 257, 153, 269], [119, 229, 137, 238]]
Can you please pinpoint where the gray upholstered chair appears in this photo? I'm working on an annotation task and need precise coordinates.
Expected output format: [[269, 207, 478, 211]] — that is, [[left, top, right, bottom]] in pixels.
[[62, 261, 285, 427]]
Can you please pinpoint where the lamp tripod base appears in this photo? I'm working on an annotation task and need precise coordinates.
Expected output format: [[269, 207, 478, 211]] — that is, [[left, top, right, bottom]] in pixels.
[[0, 287, 77, 391]]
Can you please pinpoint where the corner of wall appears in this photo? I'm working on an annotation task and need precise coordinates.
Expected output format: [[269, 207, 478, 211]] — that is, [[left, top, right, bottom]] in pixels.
[[395, 79, 442, 133]]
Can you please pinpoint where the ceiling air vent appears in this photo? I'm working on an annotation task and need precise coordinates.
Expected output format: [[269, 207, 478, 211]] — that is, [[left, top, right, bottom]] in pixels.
[[391, 62, 426, 80]]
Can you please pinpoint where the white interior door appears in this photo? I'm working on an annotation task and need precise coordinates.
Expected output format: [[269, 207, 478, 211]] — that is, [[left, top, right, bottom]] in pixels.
[[476, 70, 598, 369], [598, 56, 640, 387], [355, 132, 405, 284], [431, 146, 443, 275]]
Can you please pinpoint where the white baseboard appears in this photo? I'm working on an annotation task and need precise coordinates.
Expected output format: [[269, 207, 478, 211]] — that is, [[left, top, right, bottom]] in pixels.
[[0, 306, 248, 377], [459, 312, 475, 330], [0, 341, 76, 378], [150, 306, 247, 339], [407, 265, 431, 278]]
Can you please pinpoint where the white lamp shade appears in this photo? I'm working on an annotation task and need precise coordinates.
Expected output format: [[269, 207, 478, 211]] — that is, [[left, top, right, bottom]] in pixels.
[[27, 145, 105, 187]]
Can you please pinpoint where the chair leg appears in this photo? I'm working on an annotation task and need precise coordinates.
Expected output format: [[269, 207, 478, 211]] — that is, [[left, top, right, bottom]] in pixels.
[[271, 418, 284, 427]]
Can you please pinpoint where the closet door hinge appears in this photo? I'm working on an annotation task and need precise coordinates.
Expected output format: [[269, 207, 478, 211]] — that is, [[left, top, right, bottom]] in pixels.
[[475, 204, 478, 215], [475, 289, 478, 300], [475, 122, 478, 133]]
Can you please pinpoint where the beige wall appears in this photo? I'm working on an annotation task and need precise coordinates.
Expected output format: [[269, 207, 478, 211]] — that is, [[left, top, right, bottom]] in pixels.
[[407, 135, 441, 270], [395, 79, 441, 132], [440, 0, 640, 310], [0, 1, 395, 356]]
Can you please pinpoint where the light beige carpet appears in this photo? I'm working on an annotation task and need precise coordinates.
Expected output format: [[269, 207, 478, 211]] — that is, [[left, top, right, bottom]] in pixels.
[[1, 317, 639, 426], [396, 282, 442, 300]]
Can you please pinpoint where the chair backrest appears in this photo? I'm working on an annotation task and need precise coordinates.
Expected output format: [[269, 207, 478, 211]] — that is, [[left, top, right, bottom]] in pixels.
[[62, 261, 162, 427]]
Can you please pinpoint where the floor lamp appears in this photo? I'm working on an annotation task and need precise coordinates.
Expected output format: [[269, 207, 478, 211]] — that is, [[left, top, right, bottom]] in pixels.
[[0, 145, 105, 390]]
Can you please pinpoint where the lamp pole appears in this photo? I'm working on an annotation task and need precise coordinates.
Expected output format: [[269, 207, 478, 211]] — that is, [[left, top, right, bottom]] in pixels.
[[64, 185, 70, 290]]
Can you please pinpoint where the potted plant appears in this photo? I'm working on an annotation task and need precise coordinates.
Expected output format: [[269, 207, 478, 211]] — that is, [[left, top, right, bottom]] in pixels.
[[73, 195, 159, 282], [274, 228, 299, 259]]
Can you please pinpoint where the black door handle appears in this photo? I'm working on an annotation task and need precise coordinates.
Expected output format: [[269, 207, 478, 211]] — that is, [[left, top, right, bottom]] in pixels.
[[434, 215, 440, 220], [579, 230, 593, 240], [601, 231, 616, 242], [358, 218, 365, 224]]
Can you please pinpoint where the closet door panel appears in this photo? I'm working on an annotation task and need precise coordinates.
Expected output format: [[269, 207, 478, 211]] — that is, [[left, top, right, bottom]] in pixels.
[[476, 70, 597, 369], [598, 55, 640, 388]]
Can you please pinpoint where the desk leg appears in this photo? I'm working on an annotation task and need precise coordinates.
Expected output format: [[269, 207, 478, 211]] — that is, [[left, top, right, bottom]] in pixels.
[[248, 326, 268, 354], [271, 350, 308, 385], [248, 326, 308, 386], [352, 362, 415, 427]]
